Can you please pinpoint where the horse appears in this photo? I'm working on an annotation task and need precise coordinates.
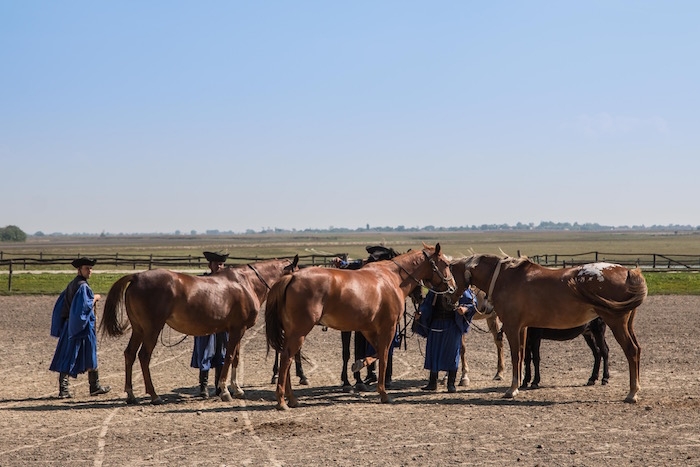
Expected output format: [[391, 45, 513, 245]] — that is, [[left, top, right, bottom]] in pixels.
[[521, 317, 610, 389], [451, 254, 646, 403], [265, 243, 455, 409], [100, 256, 299, 404], [456, 287, 505, 386]]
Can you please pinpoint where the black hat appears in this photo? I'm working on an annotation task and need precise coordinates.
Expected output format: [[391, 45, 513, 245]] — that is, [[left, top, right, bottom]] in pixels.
[[71, 257, 97, 268], [203, 251, 229, 263]]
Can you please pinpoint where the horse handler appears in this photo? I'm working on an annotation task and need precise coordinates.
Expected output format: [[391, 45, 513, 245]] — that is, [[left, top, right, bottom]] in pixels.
[[416, 288, 477, 393], [50, 257, 111, 398]]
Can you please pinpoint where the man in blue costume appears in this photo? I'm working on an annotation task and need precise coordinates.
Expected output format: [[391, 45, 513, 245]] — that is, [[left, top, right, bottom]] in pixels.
[[416, 287, 478, 393], [191, 251, 230, 398], [50, 257, 111, 398]]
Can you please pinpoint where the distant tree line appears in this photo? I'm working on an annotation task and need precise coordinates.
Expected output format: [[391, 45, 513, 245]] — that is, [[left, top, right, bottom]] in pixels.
[[29, 221, 700, 237], [0, 225, 27, 242]]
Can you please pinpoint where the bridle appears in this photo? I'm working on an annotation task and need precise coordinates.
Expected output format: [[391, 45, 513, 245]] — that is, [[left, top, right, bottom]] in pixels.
[[391, 249, 456, 295], [486, 257, 509, 299]]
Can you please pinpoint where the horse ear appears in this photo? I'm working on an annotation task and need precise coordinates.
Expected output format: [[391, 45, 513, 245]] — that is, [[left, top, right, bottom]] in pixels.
[[292, 254, 299, 268], [435, 243, 441, 255]]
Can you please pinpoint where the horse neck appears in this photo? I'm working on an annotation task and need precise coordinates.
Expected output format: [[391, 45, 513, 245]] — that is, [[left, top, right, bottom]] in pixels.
[[450, 260, 470, 295], [468, 255, 500, 293], [246, 260, 285, 301], [391, 251, 434, 292]]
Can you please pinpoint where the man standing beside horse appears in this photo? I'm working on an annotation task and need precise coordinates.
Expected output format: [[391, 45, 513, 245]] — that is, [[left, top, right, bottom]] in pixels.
[[50, 257, 111, 398]]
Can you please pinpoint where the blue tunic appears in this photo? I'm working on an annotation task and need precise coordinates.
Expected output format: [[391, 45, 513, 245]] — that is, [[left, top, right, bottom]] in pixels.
[[418, 289, 477, 372], [190, 271, 229, 370], [49, 279, 98, 377]]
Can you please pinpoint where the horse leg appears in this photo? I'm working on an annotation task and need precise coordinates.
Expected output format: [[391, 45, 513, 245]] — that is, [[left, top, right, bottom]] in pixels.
[[530, 333, 541, 388], [137, 329, 162, 405], [275, 347, 293, 410], [341, 331, 352, 390], [375, 337, 393, 403], [521, 335, 532, 389], [599, 321, 610, 385], [502, 324, 525, 398], [271, 351, 279, 385], [459, 333, 470, 386], [489, 315, 505, 381], [583, 331, 601, 386], [628, 309, 640, 390], [124, 331, 142, 404], [220, 328, 245, 401], [605, 312, 641, 403]]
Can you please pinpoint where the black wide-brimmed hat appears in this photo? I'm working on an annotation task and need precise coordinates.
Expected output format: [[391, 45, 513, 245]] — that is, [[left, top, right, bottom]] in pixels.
[[203, 251, 229, 263], [71, 257, 97, 268]]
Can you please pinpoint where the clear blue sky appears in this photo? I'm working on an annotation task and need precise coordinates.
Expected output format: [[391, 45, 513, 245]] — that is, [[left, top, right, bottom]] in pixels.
[[2, 1, 698, 234]]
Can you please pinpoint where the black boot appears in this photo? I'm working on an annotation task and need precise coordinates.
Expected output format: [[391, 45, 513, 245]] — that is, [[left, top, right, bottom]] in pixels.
[[198, 370, 209, 398], [214, 367, 222, 396], [88, 370, 111, 396], [447, 370, 457, 393], [422, 371, 438, 391], [364, 361, 378, 385], [59, 372, 72, 399], [296, 360, 309, 385]]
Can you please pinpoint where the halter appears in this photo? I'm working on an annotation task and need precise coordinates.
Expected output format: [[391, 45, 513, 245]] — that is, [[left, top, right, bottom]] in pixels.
[[487, 258, 509, 299], [391, 249, 456, 295]]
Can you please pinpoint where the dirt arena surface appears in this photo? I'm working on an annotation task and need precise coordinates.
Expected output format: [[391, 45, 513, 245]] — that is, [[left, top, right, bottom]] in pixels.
[[1, 295, 699, 466]]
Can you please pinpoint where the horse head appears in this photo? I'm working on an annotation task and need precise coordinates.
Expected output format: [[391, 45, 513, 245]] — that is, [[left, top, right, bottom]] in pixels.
[[421, 242, 456, 295], [284, 254, 300, 274]]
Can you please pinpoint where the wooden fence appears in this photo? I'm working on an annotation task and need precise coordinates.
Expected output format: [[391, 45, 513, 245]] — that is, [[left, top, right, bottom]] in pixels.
[[525, 251, 700, 271], [0, 252, 348, 292]]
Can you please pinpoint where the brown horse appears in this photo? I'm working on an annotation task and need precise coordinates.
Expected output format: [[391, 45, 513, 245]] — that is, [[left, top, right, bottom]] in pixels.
[[265, 243, 455, 409], [451, 254, 646, 403], [100, 256, 299, 404]]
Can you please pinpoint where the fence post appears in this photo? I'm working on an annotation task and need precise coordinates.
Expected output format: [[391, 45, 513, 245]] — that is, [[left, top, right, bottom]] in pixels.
[[8, 260, 12, 292], [595, 252, 598, 262], [149, 254, 153, 270]]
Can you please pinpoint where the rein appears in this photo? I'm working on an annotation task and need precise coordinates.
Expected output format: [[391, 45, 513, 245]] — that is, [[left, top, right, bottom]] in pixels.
[[247, 264, 271, 290]]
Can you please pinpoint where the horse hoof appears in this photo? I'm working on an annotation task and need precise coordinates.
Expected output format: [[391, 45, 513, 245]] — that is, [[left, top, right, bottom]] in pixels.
[[381, 395, 394, 404], [151, 397, 164, 405], [342, 384, 353, 393], [625, 394, 638, 404], [586, 379, 596, 386], [602, 379, 609, 386], [220, 392, 234, 402], [355, 382, 370, 392], [126, 396, 139, 405], [288, 399, 299, 408], [270, 376, 278, 385], [493, 374, 503, 381], [232, 388, 245, 398], [276, 402, 289, 411], [350, 361, 363, 373], [459, 378, 469, 387], [530, 383, 539, 390], [299, 377, 309, 386], [504, 389, 518, 399]]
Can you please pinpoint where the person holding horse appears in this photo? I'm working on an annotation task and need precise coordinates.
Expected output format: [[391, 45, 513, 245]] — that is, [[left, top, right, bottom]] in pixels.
[[416, 288, 477, 393], [50, 257, 111, 398], [191, 251, 230, 398]]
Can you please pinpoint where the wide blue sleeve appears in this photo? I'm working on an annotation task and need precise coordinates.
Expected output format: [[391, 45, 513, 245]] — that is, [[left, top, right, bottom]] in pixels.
[[68, 283, 95, 338], [455, 290, 477, 333], [50, 291, 67, 337]]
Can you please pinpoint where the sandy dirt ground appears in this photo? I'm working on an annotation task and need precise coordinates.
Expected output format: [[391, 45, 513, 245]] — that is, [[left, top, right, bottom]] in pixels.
[[1, 294, 699, 466]]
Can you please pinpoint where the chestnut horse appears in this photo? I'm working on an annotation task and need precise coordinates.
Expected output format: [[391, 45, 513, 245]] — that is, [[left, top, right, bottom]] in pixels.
[[265, 243, 455, 409], [451, 254, 647, 403], [100, 256, 298, 404]]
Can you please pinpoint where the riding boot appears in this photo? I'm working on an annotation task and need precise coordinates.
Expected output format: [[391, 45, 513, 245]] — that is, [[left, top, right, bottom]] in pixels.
[[198, 370, 209, 398], [296, 359, 309, 385], [364, 361, 378, 385], [214, 366, 222, 396], [447, 370, 457, 393], [58, 372, 72, 399], [88, 370, 111, 396], [422, 371, 438, 391]]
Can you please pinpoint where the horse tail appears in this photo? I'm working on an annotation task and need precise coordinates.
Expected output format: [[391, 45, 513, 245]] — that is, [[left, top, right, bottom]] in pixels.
[[265, 274, 293, 353], [100, 274, 135, 337], [570, 267, 648, 313]]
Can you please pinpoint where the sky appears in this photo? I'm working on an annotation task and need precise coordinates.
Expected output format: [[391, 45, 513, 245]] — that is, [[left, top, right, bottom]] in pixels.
[[1, 1, 698, 234]]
